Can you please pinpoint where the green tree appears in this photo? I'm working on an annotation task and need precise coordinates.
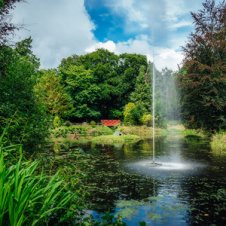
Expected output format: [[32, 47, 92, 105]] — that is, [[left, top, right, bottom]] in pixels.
[[0, 0, 22, 44], [123, 102, 143, 125], [0, 39, 49, 149], [60, 49, 148, 120], [60, 64, 101, 121], [34, 69, 72, 117], [130, 65, 152, 112], [179, 0, 226, 131]]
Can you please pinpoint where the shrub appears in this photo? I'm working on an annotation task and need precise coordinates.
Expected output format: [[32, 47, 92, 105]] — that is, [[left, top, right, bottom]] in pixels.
[[123, 103, 143, 125], [64, 120, 73, 127], [90, 120, 96, 126], [52, 125, 113, 139], [53, 115, 61, 128], [211, 132, 226, 154], [141, 114, 152, 126]]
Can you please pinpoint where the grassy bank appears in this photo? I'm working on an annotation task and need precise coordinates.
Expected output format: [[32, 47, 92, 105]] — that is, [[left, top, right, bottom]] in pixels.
[[211, 132, 226, 155], [92, 134, 141, 145], [118, 126, 166, 138], [51, 125, 167, 150]]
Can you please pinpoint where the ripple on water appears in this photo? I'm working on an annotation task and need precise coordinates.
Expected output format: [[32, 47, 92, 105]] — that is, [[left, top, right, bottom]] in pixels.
[[125, 160, 206, 177]]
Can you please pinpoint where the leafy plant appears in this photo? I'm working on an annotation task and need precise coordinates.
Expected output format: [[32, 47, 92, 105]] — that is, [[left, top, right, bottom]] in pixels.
[[0, 134, 73, 226]]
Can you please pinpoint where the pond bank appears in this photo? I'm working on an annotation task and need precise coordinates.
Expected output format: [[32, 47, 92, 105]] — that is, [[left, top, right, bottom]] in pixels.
[[51, 125, 167, 151]]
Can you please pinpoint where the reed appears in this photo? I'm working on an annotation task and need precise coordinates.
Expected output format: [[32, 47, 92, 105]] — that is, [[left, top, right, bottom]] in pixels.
[[0, 133, 72, 226]]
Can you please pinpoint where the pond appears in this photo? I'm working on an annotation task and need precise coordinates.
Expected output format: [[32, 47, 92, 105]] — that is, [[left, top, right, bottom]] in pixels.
[[75, 130, 226, 225]]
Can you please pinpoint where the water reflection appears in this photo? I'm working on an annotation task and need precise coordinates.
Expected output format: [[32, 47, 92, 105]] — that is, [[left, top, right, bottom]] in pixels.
[[54, 131, 225, 225]]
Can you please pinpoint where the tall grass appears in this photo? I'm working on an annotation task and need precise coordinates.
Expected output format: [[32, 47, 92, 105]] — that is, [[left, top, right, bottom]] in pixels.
[[0, 133, 73, 226], [211, 132, 226, 155]]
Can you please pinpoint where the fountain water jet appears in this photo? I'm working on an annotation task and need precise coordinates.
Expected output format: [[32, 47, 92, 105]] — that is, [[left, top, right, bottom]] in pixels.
[[149, 43, 162, 167]]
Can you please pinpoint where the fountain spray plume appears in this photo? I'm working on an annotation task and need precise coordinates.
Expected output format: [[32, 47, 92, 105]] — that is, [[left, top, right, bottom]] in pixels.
[[152, 47, 155, 164]]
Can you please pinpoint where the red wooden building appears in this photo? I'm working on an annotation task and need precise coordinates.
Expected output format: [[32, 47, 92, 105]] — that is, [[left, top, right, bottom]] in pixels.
[[101, 120, 121, 127]]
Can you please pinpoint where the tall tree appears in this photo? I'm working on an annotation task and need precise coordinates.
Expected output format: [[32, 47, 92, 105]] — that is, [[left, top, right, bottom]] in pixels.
[[130, 64, 152, 112], [59, 64, 101, 121], [0, 39, 49, 149], [179, 0, 226, 130], [0, 0, 22, 44], [34, 69, 72, 117], [59, 49, 148, 120]]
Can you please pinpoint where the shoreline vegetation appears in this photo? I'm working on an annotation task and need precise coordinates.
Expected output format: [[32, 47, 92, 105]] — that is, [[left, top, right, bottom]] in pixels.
[[50, 123, 217, 152], [51, 124, 168, 150], [51, 123, 226, 155], [211, 133, 226, 155]]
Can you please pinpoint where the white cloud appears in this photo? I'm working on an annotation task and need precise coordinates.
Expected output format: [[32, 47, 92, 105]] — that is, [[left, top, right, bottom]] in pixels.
[[86, 40, 116, 53], [104, 0, 204, 48], [11, 0, 191, 70], [12, 0, 96, 68], [86, 35, 183, 71]]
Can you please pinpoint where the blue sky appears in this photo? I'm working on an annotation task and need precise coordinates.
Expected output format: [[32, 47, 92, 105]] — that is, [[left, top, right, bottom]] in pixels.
[[12, 0, 220, 70], [84, 0, 220, 50], [84, 0, 135, 42]]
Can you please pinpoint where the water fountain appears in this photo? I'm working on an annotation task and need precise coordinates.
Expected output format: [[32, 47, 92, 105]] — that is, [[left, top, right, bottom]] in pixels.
[[127, 45, 206, 172], [149, 53, 162, 167]]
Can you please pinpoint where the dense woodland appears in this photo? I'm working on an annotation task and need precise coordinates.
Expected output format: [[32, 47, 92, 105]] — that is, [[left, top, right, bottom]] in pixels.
[[0, 0, 225, 149]]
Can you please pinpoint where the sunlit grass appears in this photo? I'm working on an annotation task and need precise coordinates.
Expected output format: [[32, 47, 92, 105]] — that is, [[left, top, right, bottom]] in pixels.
[[211, 132, 226, 155], [118, 126, 166, 138], [92, 134, 141, 145]]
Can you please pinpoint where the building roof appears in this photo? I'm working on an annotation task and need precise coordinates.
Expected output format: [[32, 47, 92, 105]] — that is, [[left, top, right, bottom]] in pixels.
[[101, 120, 121, 127]]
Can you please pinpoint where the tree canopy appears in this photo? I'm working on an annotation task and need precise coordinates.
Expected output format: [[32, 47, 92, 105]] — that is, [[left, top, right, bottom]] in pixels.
[[0, 0, 22, 44], [59, 49, 149, 121], [0, 38, 49, 149], [179, 0, 226, 131]]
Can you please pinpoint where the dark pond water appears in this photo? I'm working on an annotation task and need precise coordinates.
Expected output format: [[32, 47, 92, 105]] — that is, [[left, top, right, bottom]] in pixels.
[[77, 132, 226, 226]]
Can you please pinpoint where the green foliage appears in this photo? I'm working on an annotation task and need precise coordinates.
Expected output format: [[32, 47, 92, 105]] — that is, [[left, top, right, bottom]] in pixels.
[[0, 39, 49, 149], [92, 135, 141, 145], [90, 120, 96, 126], [130, 65, 151, 112], [123, 103, 143, 125], [179, 0, 226, 131], [64, 120, 73, 127], [0, 0, 23, 44], [53, 115, 61, 128], [34, 69, 72, 117], [119, 126, 166, 138], [182, 129, 206, 138], [0, 138, 73, 226], [211, 132, 226, 154], [52, 125, 113, 139], [59, 49, 148, 121], [60, 64, 101, 121], [141, 114, 152, 126]]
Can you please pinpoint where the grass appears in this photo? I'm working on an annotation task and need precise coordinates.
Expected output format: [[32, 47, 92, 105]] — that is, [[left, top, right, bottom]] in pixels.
[[52, 125, 113, 139], [92, 135, 141, 145], [51, 125, 167, 151], [182, 129, 206, 138], [211, 132, 226, 155], [118, 126, 166, 138]]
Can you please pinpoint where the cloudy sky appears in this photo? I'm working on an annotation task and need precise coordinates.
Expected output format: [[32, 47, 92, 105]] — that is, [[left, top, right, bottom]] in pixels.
[[11, 0, 215, 70]]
